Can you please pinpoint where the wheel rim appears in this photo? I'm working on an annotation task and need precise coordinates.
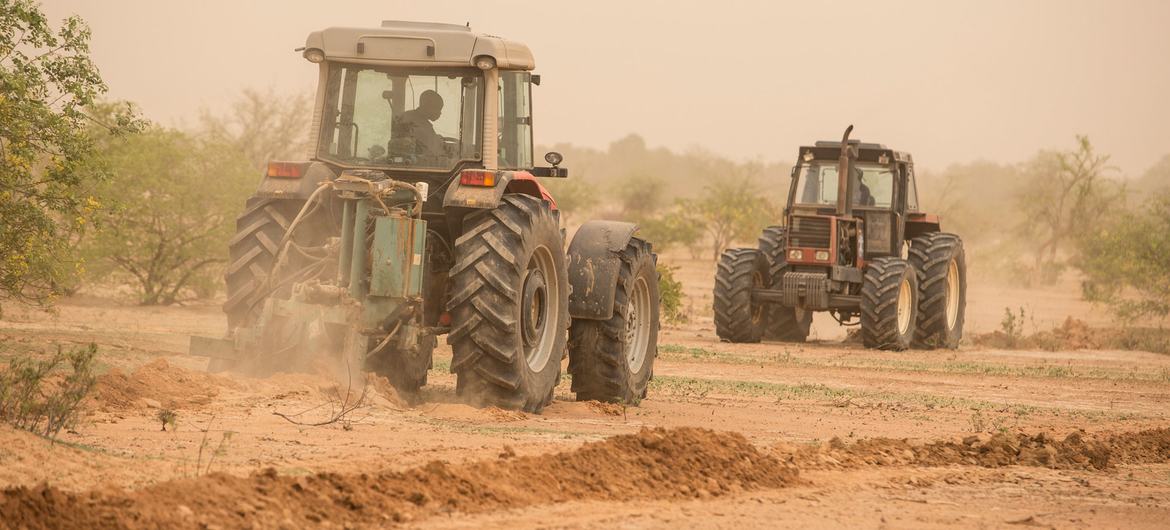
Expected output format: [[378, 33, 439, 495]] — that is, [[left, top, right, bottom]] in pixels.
[[522, 245, 560, 372], [945, 258, 960, 329], [750, 270, 765, 325], [624, 276, 652, 372], [896, 277, 912, 335]]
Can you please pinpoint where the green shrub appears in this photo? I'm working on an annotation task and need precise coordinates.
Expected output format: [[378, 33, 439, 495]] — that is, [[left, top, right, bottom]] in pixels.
[[0, 343, 98, 437], [657, 262, 686, 324]]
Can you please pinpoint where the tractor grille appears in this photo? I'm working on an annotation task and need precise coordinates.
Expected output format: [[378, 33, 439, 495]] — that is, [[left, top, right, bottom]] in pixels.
[[789, 216, 832, 249]]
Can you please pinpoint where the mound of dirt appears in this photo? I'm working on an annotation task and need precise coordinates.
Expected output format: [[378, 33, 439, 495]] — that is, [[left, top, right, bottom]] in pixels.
[[781, 428, 1170, 471], [89, 359, 236, 412], [0, 427, 798, 529], [970, 317, 1170, 353]]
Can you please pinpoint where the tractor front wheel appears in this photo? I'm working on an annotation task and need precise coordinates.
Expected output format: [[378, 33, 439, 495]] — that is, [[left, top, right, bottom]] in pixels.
[[909, 233, 966, 349], [714, 248, 769, 343], [447, 195, 568, 413], [860, 257, 918, 350], [757, 226, 813, 342], [569, 238, 659, 404]]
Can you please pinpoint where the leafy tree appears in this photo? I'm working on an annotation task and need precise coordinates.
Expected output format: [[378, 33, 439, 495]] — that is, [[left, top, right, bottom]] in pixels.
[[636, 207, 702, 254], [0, 1, 138, 312], [1015, 136, 1122, 284], [82, 127, 255, 304], [1076, 190, 1170, 319], [199, 87, 313, 171], [541, 175, 598, 225], [1134, 153, 1170, 195], [616, 173, 666, 221], [683, 172, 777, 260]]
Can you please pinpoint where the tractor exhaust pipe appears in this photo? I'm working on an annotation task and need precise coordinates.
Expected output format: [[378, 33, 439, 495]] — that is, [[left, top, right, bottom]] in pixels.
[[836, 125, 855, 218]]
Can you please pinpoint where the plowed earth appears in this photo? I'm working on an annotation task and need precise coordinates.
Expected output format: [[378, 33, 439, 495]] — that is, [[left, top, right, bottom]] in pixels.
[[1, 264, 1169, 528]]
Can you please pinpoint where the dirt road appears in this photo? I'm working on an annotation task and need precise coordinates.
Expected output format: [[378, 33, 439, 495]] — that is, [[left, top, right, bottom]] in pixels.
[[1, 271, 1168, 528]]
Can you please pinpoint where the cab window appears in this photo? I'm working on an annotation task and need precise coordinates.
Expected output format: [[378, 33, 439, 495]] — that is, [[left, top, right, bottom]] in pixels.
[[497, 71, 533, 169]]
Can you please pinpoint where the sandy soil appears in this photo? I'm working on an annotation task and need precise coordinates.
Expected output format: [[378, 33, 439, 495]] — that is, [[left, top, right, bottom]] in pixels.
[[1, 257, 1168, 528]]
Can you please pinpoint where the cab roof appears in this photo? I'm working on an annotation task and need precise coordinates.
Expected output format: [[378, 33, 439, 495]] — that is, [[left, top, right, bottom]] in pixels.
[[801, 140, 913, 165], [303, 20, 535, 70]]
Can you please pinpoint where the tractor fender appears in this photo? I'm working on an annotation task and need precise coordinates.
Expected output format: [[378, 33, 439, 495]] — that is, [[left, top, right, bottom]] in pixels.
[[254, 161, 337, 200], [443, 170, 557, 210], [566, 220, 640, 320]]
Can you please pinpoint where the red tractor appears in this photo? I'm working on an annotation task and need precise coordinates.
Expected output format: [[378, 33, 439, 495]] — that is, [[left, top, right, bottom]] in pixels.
[[714, 126, 966, 350]]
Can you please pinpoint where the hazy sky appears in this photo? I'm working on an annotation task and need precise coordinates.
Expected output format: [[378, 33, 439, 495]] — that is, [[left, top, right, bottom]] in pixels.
[[43, 0, 1170, 175]]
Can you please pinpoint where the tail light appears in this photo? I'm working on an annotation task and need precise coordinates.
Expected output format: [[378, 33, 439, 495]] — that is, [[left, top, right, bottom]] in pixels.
[[459, 169, 498, 187], [267, 161, 305, 178]]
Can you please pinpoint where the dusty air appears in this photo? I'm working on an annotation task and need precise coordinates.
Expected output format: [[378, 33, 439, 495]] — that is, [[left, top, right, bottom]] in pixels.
[[3, 2, 1169, 528]]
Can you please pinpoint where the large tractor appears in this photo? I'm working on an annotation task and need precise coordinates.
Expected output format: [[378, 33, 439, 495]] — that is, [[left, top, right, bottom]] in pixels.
[[190, 21, 660, 412], [714, 126, 966, 350]]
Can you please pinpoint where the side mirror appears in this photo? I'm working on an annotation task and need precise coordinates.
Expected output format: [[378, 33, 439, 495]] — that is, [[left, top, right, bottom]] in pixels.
[[531, 74, 542, 86], [544, 151, 563, 167]]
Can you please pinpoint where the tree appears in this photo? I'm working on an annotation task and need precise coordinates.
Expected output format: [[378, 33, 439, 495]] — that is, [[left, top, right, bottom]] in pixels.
[[199, 87, 313, 171], [616, 173, 666, 221], [540, 175, 598, 226], [82, 127, 254, 305], [1015, 136, 1122, 284], [636, 206, 702, 255], [683, 172, 777, 260], [0, 1, 138, 312], [1134, 153, 1170, 195], [1076, 190, 1170, 320]]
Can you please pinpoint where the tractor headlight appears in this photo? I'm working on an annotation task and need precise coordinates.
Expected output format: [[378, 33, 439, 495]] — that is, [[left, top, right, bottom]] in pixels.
[[815, 250, 830, 261], [474, 56, 496, 70], [788, 249, 803, 260], [303, 48, 325, 63]]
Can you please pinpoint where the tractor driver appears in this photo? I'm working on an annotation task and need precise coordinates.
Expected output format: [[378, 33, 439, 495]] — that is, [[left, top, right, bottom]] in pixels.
[[393, 90, 444, 156]]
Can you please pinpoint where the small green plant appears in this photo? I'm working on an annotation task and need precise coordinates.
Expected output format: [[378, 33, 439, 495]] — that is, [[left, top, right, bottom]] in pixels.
[[969, 409, 986, 433], [0, 343, 98, 438], [1000, 307, 1026, 347], [193, 414, 234, 476], [656, 262, 687, 324], [157, 408, 177, 431]]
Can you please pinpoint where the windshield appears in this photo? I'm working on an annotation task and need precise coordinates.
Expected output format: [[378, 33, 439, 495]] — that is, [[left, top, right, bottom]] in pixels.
[[794, 162, 895, 208], [317, 64, 484, 170]]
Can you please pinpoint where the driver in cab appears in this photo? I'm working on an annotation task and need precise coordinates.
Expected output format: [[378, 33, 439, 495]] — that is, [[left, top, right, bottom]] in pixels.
[[393, 90, 444, 156]]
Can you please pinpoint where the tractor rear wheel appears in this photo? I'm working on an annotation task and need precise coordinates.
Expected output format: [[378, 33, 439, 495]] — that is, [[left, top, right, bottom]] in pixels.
[[860, 257, 918, 350], [714, 248, 769, 343], [448, 195, 568, 413], [569, 238, 659, 404], [223, 197, 305, 331], [909, 233, 966, 349], [213, 198, 309, 373], [757, 226, 813, 342]]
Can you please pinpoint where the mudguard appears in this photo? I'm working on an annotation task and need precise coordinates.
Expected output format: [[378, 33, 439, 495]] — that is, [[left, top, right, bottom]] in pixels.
[[443, 170, 557, 210], [254, 161, 337, 200], [566, 220, 640, 320]]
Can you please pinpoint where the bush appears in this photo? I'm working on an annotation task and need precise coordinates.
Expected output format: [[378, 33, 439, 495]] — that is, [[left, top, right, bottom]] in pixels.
[[0, 343, 98, 437], [1076, 190, 1170, 320], [657, 262, 687, 324], [637, 209, 702, 254]]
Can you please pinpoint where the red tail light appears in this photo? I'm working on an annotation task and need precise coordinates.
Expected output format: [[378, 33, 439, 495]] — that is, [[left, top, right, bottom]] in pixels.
[[267, 161, 304, 178], [459, 169, 498, 187]]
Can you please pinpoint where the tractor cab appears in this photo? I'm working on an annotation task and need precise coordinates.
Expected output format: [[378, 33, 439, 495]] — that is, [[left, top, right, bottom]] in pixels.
[[784, 130, 922, 272]]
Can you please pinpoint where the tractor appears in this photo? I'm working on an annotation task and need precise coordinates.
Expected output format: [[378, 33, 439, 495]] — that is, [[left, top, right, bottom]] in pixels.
[[189, 21, 660, 412], [713, 126, 966, 350]]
